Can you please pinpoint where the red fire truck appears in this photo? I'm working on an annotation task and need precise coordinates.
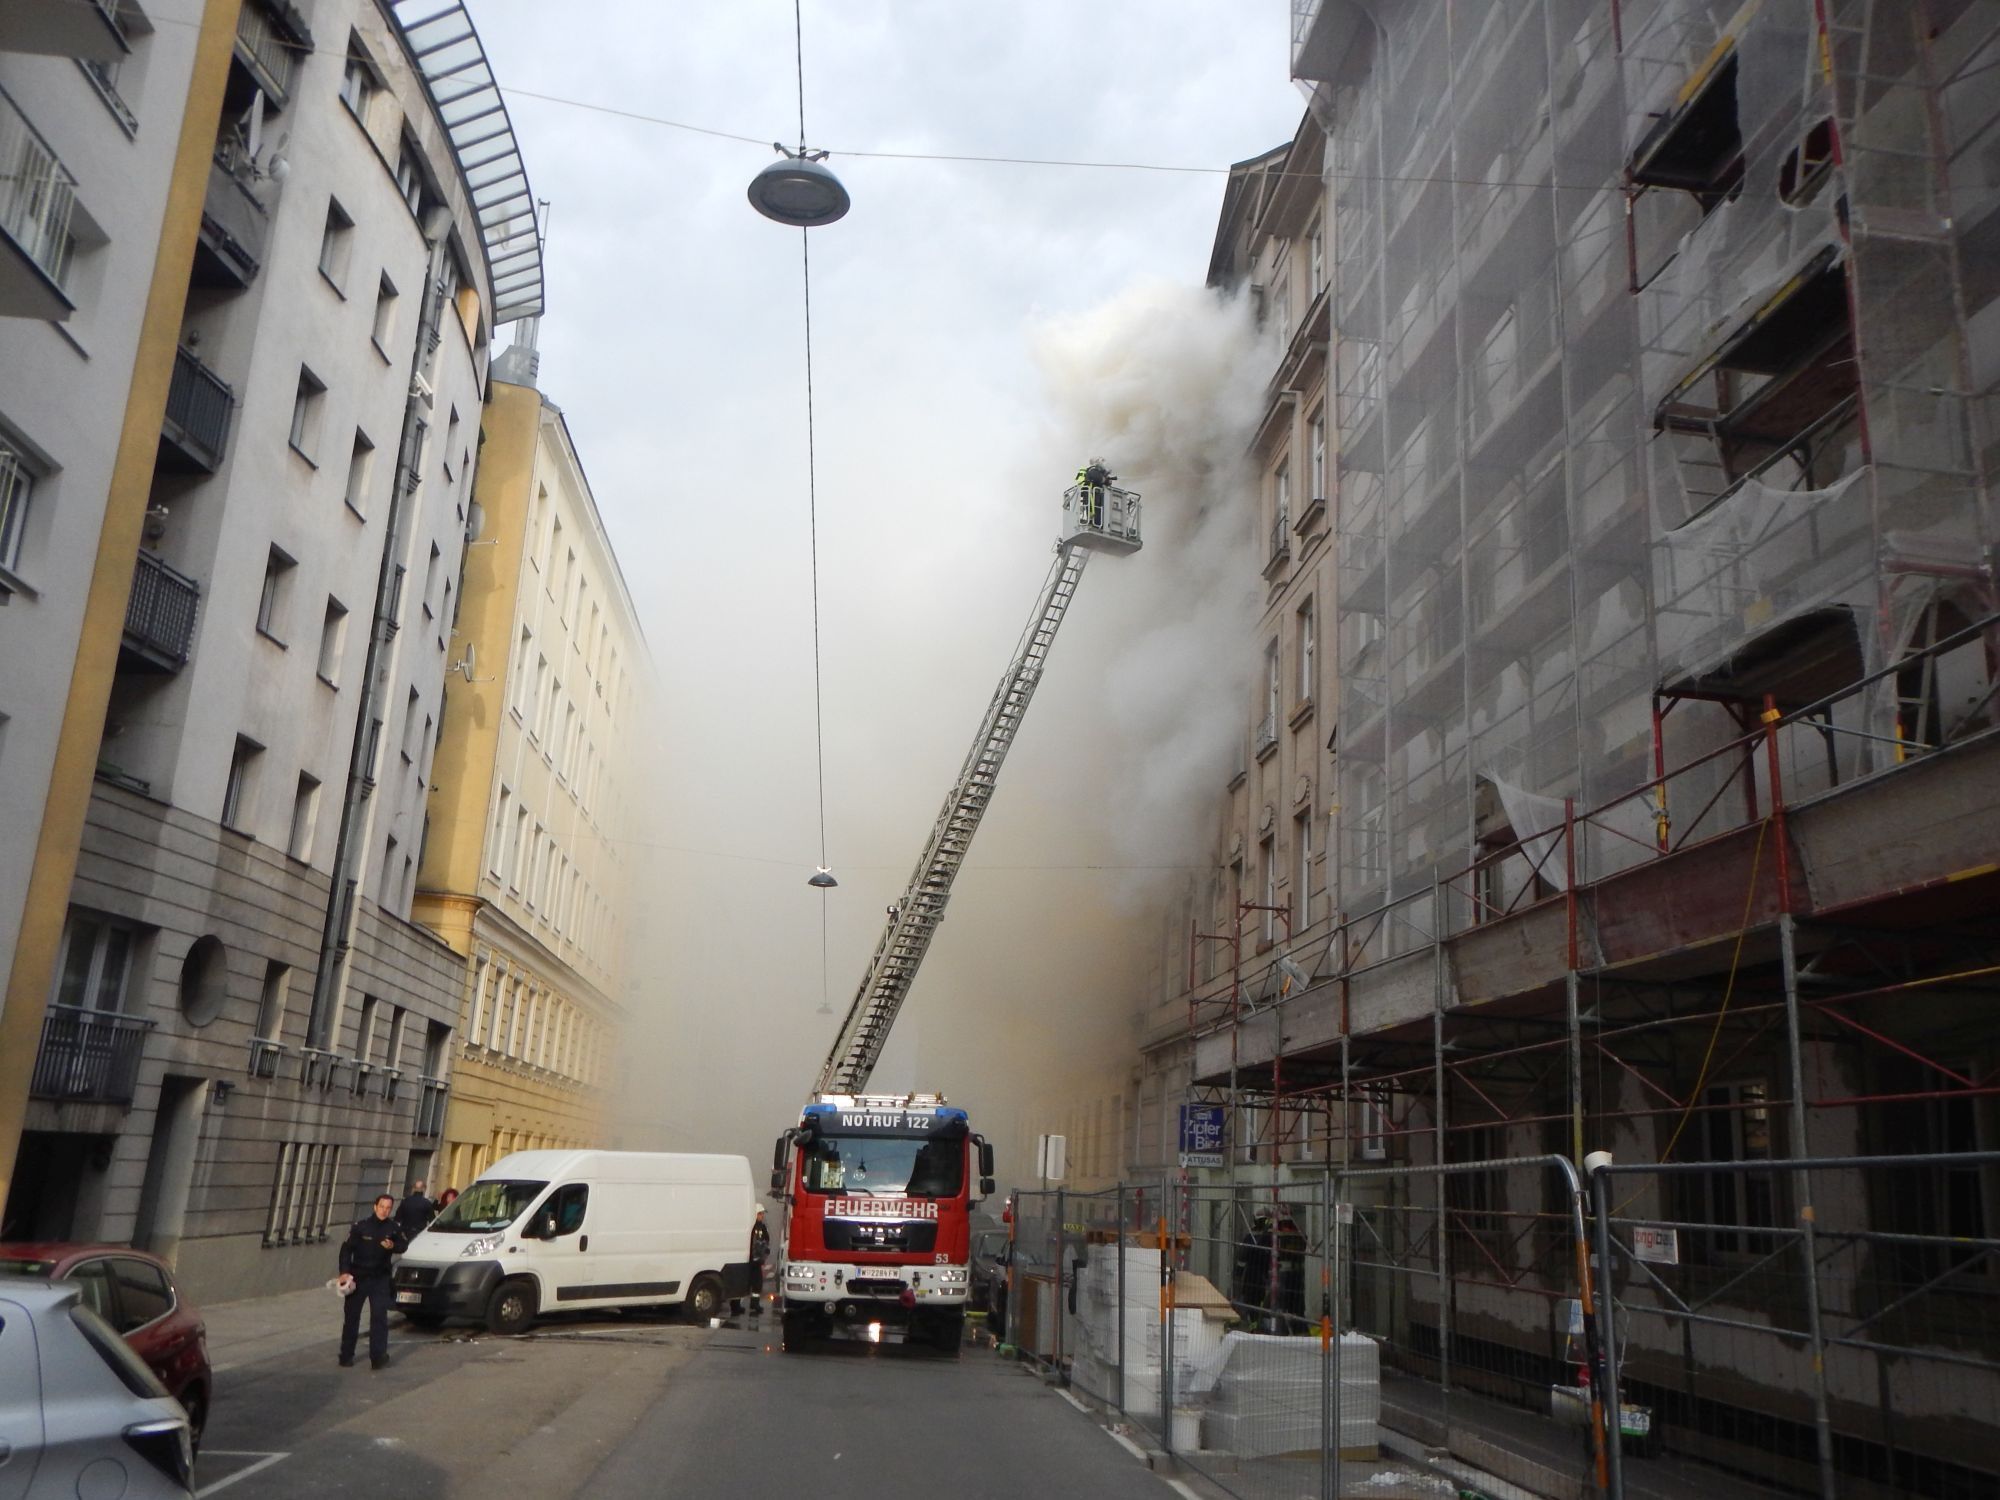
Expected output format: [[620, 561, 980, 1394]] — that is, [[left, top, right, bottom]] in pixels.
[[771, 469, 1141, 1354], [772, 1092, 994, 1350]]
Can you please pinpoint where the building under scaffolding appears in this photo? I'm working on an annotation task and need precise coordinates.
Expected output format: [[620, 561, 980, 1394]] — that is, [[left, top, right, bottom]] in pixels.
[[1131, 3, 2000, 1493]]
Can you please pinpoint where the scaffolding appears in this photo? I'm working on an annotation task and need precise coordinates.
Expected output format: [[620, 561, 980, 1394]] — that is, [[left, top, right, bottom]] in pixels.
[[1153, 3, 2000, 1493]]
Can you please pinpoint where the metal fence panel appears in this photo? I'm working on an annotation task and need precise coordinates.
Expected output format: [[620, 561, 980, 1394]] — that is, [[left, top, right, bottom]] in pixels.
[[1593, 1154, 2000, 1500]]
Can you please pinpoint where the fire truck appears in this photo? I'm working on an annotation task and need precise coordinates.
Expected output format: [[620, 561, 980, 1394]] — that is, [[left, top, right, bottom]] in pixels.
[[772, 466, 1142, 1353]]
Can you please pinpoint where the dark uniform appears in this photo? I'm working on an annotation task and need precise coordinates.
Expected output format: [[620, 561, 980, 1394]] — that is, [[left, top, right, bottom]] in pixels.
[[338, 1210, 408, 1367], [394, 1189, 434, 1238]]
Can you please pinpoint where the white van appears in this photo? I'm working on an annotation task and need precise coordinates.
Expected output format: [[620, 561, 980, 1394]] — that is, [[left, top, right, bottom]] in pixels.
[[390, 1150, 756, 1334]]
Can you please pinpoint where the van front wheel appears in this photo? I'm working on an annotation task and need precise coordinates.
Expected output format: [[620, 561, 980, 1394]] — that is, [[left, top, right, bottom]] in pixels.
[[485, 1278, 538, 1336], [684, 1273, 725, 1323]]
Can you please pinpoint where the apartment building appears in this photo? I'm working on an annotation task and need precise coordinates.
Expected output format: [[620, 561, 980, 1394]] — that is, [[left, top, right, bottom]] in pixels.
[[1131, 2, 2000, 1491], [413, 357, 647, 1189], [3, 0, 546, 1304], [0, 0, 233, 1214], [1125, 131, 1338, 1178]]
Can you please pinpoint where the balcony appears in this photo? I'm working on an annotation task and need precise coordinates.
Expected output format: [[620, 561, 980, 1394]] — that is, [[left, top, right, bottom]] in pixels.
[[231, 0, 309, 109], [30, 1006, 154, 1106], [1264, 508, 1292, 580], [159, 345, 232, 472], [1255, 711, 1281, 762], [414, 1077, 449, 1138], [193, 156, 270, 289], [0, 85, 78, 321], [120, 550, 199, 673], [0, 0, 126, 61]]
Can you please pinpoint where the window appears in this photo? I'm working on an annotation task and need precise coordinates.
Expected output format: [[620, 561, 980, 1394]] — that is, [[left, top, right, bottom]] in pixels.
[[530, 656, 549, 740], [395, 141, 424, 215], [264, 1141, 343, 1246], [255, 961, 289, 1042], [339, 46, 377, 121], [402, 687, 421, 762], [317, 199, 353, 291], [545, 514, 562, 577], [1308, 223, 1325, 296], [1308, 410, 1326, 504], [1296, 810, 1313, 929], [287, 773, 320, 861], [256, 546, 295, 642], [1258, 639, 1280, 753], [0, 434, 35, 575], [317, 598, 348, 685], [289, 368, 326, 463], [1260, 833, 1276, 944], [443, 408, 460, 477], [1274, 253, 1291, 335], [561, 549, 576, 621], [343, 430, 374, 516], [559, 702, 576, 779], [223, 735, 263, 832], [422, 542, 440, 620], [511, 807, 530, 892], [1296, 598, 1316, 706], [52, 910, 135, 1013], [371, 274, 397, 355], [1357, 1087, 1388, 1160], [386, 1006, 407, 1075], [1273, 461, 1291, 535], [489, 787, 511, 876], [513, 628, 533, 717], [1685, 1079, 1778, 1258]]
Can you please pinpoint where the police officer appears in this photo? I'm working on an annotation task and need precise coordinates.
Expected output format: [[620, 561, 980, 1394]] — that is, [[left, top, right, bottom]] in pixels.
[[337, 1193, 407, 1369]]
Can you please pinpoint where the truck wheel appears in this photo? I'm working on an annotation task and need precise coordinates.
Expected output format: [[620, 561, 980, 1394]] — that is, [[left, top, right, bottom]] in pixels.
[[781, 1310, 813, 1352], [684, 1273, 725, 1323], [485, 1278, 538, 1336], [931, 1310, 964, 1355]]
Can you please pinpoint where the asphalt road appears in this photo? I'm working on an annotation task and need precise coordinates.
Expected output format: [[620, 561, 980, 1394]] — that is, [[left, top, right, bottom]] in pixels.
[[195, 1307, 1185, 1499]]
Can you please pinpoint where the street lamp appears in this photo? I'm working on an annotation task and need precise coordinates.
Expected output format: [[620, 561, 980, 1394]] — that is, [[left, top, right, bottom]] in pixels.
[[748, 144, 850, 228]]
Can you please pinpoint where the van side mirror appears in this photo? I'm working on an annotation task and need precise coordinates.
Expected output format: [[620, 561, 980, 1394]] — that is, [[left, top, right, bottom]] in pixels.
[[979, 1177, 996, 1198], [976, 1137, 995, 1178], [770, 1169, 785, 1195], [772, 1134, 789, 1171]]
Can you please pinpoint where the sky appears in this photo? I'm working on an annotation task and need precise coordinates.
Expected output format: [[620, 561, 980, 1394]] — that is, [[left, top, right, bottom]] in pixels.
[[468, 1, 1308, 1184]]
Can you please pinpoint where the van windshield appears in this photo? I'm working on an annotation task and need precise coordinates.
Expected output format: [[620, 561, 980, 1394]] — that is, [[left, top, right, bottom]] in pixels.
[[425, 1179, 547, 1233], [802, 1133, 962, 1197]]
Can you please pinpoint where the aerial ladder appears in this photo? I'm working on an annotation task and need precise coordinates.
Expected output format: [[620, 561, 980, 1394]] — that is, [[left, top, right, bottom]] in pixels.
[[812, 466, 1143, 1094]]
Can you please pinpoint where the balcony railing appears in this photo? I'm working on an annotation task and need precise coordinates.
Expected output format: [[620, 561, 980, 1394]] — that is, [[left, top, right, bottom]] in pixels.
[[234, 0, 300, 103], [0, 84, 78, 310], [1265, 508, 1292, 579], [122, 550, 200, 671], [161, 346, 232, 472], [194, 156, 269, 288], [31, 1005, 154, 1106], [1254, 711, 1281, 760], [414, 1077, 448, 1137]]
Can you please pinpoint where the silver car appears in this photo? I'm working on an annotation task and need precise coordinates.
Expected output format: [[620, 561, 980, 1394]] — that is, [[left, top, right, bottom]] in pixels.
[[0, 1280, 194, 1498]]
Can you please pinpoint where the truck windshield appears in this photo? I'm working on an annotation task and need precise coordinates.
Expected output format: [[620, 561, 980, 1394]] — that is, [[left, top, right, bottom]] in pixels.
[[425, 1179, 548, 1233], [802, 1134, 962, 1197]]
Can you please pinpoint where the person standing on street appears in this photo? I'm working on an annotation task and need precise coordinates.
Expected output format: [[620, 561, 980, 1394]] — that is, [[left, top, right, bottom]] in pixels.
[[395, 1179, 435, 1238], [338, 1194, 407, 1369], [750, 1207, 772, 1315]]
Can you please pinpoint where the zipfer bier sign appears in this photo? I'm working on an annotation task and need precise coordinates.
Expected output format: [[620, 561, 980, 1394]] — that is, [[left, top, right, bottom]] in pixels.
[[1179, 1104, 1225, 1168]]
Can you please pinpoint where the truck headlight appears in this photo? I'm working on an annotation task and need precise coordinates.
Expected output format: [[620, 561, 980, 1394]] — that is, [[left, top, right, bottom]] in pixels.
[[937, 1268, 968, 1284]]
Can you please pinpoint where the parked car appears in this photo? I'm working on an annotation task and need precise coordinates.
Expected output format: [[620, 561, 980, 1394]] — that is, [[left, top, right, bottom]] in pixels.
[[0, 1243, 210, 1444], [393, 1149, 758, 1334], [0, 1279, 195, 1497]]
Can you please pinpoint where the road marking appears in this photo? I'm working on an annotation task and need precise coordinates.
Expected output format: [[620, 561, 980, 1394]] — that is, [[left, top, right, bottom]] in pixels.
[[1164, 1480, 1204, 1500], [194, 1452, 289, 1496], [1059, 1389, 1092, 1414], [1106, 1426, 1151, 1464]]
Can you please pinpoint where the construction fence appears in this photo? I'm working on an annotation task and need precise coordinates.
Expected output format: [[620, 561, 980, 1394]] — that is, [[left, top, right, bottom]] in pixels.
[[1009, 1152, 2000, 1500]]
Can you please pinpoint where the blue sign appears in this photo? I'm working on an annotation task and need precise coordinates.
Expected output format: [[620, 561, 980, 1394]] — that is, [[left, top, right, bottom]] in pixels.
[[1179, 1104, 1226, 1167]]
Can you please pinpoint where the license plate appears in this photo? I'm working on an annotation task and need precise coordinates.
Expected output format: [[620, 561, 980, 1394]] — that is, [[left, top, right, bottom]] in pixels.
[[396, 1290, 421, 1304]]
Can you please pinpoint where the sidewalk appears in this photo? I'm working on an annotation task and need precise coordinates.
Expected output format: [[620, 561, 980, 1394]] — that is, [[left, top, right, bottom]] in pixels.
[[202, 1284, 349, 1375]]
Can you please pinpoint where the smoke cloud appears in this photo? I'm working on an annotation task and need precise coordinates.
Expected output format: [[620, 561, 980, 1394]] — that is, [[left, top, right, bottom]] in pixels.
[[612, 280, 1266, 1192]]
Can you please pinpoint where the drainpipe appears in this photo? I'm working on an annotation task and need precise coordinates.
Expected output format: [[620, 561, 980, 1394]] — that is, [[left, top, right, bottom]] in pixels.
[[306, 206, 454, 1049]]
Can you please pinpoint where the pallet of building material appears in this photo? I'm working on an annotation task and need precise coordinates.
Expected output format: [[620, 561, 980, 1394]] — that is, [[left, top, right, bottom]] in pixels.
[[1196, 1330, 1381, 1460]]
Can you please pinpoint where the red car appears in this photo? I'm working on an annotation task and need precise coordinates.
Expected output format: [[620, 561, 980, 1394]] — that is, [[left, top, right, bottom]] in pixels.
[[0, 1243, 211, 1443]]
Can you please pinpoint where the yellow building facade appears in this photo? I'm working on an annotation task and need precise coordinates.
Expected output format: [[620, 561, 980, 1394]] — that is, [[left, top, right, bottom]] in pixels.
[[414, 369, 649, 1190]]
